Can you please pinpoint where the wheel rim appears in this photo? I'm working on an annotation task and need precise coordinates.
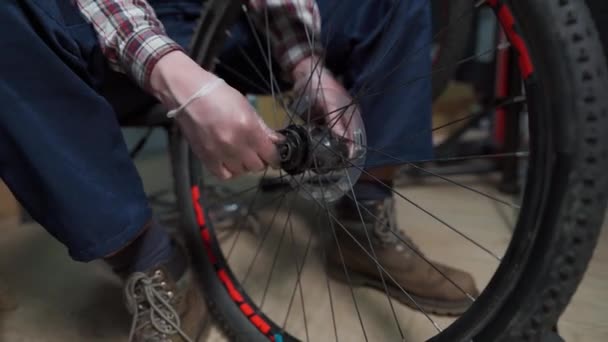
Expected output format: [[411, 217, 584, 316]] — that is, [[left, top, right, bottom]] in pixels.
[[183, 1, 553, 341]]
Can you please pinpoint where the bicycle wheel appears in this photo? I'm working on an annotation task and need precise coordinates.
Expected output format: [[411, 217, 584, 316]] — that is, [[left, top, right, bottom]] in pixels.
[[431, 0, 474, 99], [173, 0, 608, 341]]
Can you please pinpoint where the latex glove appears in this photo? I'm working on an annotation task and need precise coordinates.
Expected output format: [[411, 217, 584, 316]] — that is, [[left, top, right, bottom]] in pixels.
[[291, 56, 360, 149], [150, 51, 282, 180]]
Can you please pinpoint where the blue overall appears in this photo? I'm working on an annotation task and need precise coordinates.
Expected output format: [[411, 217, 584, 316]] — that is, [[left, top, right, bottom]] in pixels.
[[0, 0, 431, 262]]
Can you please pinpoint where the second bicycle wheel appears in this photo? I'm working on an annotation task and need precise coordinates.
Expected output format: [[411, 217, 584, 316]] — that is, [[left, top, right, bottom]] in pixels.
[[174, 0, 608, 341], [431, 0, 473, 99]]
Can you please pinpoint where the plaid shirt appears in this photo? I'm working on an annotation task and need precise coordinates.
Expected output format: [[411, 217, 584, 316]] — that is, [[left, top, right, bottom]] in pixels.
[[75, 0, 321, 89]]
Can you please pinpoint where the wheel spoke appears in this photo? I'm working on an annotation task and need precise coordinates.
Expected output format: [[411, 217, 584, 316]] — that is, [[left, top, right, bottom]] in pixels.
[[333, 183, 477, 301], [293, 175, 443, 333], [281, 207, 315, 328], [262, 3, 281, 127], [225, 169, 272, 260], [222, 30, 274, 95], [406, 151, 530, 165], [322, 245, 340, 342], [259, 195, 292, 308], [282, 215, 313, 341], [308, 93, 523, 177], [291, 173, 370, 341], [257, 172, 309, 324], [240, 190, 290, 285], [342, 169, 405, 339], [213, 173, 291, 204], [306, 151, 529, 176], [317, 144, 502, 261], [240, 5, 297, 123], [363, 145, 521, 209], [327, 42, 511, 121], [308, 95, 526, 174], [215, 188, 291, 246], [215, 59, 269, 94]]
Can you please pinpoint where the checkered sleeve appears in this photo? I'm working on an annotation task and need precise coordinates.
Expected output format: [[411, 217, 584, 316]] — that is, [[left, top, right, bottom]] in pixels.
[[248, 0, 323, 77], [75, 0, 184, 89]]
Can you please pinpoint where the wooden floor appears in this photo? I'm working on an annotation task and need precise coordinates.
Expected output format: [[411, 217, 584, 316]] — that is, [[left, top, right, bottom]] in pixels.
[[0, 156, 606, 341]]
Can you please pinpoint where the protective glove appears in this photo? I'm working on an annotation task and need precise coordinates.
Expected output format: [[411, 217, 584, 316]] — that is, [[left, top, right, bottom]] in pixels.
[[291, 56, 361, 152], [150, 51, 282, 180]]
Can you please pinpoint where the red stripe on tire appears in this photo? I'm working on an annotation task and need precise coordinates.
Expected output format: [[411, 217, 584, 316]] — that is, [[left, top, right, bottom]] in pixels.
[[200, 228, 216, 263], [250, 314, 272, 335], [240, 303, 255, 316], [217, 269, 244, 303], [190, 186, 206, 226]]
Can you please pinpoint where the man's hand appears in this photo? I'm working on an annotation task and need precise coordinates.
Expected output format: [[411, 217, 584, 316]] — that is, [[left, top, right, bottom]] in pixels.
[[291, 56, 361, 149], [150, 51, 282, 180]]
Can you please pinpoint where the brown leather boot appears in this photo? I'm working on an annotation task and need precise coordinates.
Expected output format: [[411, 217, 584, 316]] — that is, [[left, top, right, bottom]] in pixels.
[[124, 267, 209, 341], [327, 197, 480, 316]]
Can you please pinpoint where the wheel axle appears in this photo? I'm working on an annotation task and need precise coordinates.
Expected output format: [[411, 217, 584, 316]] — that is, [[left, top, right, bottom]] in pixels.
[[277, 125, 350, 175]]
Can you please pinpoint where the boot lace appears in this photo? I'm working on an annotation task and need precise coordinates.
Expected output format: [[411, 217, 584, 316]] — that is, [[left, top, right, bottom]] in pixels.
[[124, 271, 192, 342], [372, 199, 420, 255]]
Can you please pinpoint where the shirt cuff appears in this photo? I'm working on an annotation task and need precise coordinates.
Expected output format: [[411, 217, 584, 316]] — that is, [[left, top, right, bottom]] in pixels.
[[121, 27, 185, 90], [276, 40, 324, 81]]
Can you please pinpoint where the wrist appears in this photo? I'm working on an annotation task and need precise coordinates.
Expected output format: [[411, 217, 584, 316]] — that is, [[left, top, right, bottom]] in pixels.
[[291, 54, 324, 83], [149, 50, 217, 109], [167, 78, 226, 119]]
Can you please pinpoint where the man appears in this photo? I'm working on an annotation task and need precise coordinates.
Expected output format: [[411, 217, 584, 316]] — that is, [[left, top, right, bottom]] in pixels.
[[0, 0, 477, 341]]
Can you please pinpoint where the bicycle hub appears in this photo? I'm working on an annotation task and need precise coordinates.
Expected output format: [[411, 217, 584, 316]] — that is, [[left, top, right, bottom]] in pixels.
[[278, 125, 350, 175]]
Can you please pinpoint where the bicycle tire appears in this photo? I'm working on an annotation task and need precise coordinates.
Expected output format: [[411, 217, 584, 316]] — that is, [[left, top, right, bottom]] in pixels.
[[172, 0, 608, 341], [431, 0, 474, 100], [585, 0, 608, 56]]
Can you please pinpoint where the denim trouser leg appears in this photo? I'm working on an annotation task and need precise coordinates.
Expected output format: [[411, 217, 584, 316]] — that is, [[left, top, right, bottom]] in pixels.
[[328, 0, 434, 166], [0, 0, 151, 261]]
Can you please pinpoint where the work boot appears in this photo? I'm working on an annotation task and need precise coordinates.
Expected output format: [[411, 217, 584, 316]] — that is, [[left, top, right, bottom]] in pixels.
[[124, 267, 209, 341], [327, 197, 480, 315]]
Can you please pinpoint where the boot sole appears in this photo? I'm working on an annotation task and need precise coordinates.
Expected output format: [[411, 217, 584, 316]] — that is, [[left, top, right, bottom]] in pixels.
[[327, 264, 473, 316]]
